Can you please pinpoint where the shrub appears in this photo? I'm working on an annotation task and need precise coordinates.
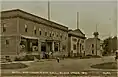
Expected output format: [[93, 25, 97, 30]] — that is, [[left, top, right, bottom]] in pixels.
[[80, 56, 91, 59], [15, 55, 40, 61], [86, 54, 92, 56], [92, 55, 101, 58], [1, 63, 28, 69]]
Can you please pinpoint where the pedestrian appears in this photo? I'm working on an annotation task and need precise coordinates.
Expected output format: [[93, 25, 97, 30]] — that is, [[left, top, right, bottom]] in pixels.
[[115, 56, 117, 61], [56, 57, 60, 63], [62, 55, 65, 60]]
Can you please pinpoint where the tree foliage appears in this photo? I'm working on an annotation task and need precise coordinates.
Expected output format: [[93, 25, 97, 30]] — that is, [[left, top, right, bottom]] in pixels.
[[102, 37, 112, 55]]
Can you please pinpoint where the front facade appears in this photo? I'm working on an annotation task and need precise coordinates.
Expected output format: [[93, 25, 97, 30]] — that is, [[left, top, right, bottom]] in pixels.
[[85, 32, 102, 56], [68, 29, 86, 57], [1, 9, 68, 60]]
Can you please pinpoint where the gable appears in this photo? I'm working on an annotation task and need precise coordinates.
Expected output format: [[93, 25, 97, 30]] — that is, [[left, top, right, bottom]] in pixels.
[[70, 29, 85, 37], [74, 29, 85, 36]]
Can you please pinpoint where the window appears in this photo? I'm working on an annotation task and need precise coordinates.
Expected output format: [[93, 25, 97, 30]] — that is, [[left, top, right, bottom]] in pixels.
[[73, 44, 76, 50], [34, 30, 36, 34], [52, 33, 54, 36], [40, 31, 41, 35], [25, 25, 27, 32], [45, 32, 47, 36], [6, 40, 9, 45], [34, 26, 36, 34], [57, 34, 58, 37], [65, 37, 67, 40], [51, 32, 54, 36], [92, 44, 94, 48], [62, 45, 66, 50], [25, 28, 27, 32], [39, 28, 41, 35], [3, 24, 6, 32], [92, 50, 94, 54], [60, 35, 62, 39], [54, 43, 58, 51], [50, 32, 51, 37]]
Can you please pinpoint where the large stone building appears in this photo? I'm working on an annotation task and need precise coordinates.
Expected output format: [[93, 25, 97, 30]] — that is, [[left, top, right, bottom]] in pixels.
[[85, 32, 103, 56], [1, 9, 68, 60], [68, 29, 86, 57]]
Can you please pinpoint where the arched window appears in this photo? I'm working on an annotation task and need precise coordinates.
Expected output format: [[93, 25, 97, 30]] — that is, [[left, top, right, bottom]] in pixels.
[[25, 24, 28, 32], [3, 23, 6, 32]]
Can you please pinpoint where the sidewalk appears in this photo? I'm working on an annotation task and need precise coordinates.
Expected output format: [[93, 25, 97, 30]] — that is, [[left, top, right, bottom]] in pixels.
[[86, 68, 118, 72]]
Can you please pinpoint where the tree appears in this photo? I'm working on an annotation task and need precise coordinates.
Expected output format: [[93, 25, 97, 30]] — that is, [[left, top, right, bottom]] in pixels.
[[102, 37, 112, 55], [112, 36, 117, 52]]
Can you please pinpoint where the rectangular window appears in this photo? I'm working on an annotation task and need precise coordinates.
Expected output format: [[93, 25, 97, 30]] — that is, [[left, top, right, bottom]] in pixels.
[[6, 40, 9, 45], [73, 44, 76, 50], [92, 44, 94, 48], [45, 32, 47, 36], [25, 28, 27, 32], [34, 30, 36, 34], [52, 33, 54, 36], [25, 24, 27, 32], [34, 26, 36, 34], [40, 31, 41, 35], [50, 33, 51, 37], [60, 35, 62, 39], [3, 24, 6, 32], [3, 27, 6, 32], [92, 50, 94, 54]]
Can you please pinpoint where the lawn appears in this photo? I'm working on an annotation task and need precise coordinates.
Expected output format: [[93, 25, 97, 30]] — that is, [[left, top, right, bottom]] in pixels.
[[1, 63, 28, 69], [91, 62, 117, 69]]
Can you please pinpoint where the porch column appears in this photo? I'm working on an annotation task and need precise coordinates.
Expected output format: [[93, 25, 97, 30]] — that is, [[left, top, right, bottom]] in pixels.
[[58, 42, 59, 52], [46, 42, 49, 53], [38, 39, 41, 59], [59, 42, 60, 52], [52, 41, 54, 52]]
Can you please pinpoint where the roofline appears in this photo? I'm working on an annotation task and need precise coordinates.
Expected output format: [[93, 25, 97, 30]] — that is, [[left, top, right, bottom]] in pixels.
[[86, 38, 101, 40], [68, 34, 86, 39], [1, 9, 68, 29]]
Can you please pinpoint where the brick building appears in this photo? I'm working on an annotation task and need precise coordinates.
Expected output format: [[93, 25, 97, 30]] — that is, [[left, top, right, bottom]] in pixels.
[[0, 9, 68, 60], [68, 29, 86, 57], [85, 32, 103, 56]]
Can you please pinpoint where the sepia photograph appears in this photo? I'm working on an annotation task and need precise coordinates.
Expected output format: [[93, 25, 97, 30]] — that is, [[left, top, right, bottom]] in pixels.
[[0, 0, 118, 77]]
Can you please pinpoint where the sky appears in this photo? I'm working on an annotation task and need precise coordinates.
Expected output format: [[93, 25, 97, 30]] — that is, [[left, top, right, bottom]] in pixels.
[[0, 0, 117, 39]]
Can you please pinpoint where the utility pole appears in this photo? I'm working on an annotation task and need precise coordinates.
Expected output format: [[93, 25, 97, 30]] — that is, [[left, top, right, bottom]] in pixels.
[[48, 0, 50, 20], [96, 24, 98, 55], [109, 18, 112, 55], [77, 12, 79, 29], [76, 12, 79, 56]]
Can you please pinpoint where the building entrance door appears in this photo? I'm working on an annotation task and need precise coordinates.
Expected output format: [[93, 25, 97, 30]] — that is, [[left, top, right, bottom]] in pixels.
[[41, 42, 46, 59]]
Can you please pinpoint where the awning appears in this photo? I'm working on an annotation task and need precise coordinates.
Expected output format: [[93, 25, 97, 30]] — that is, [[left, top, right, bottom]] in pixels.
[[20, 35, 39, 40], [116, 50, 118, 52]]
